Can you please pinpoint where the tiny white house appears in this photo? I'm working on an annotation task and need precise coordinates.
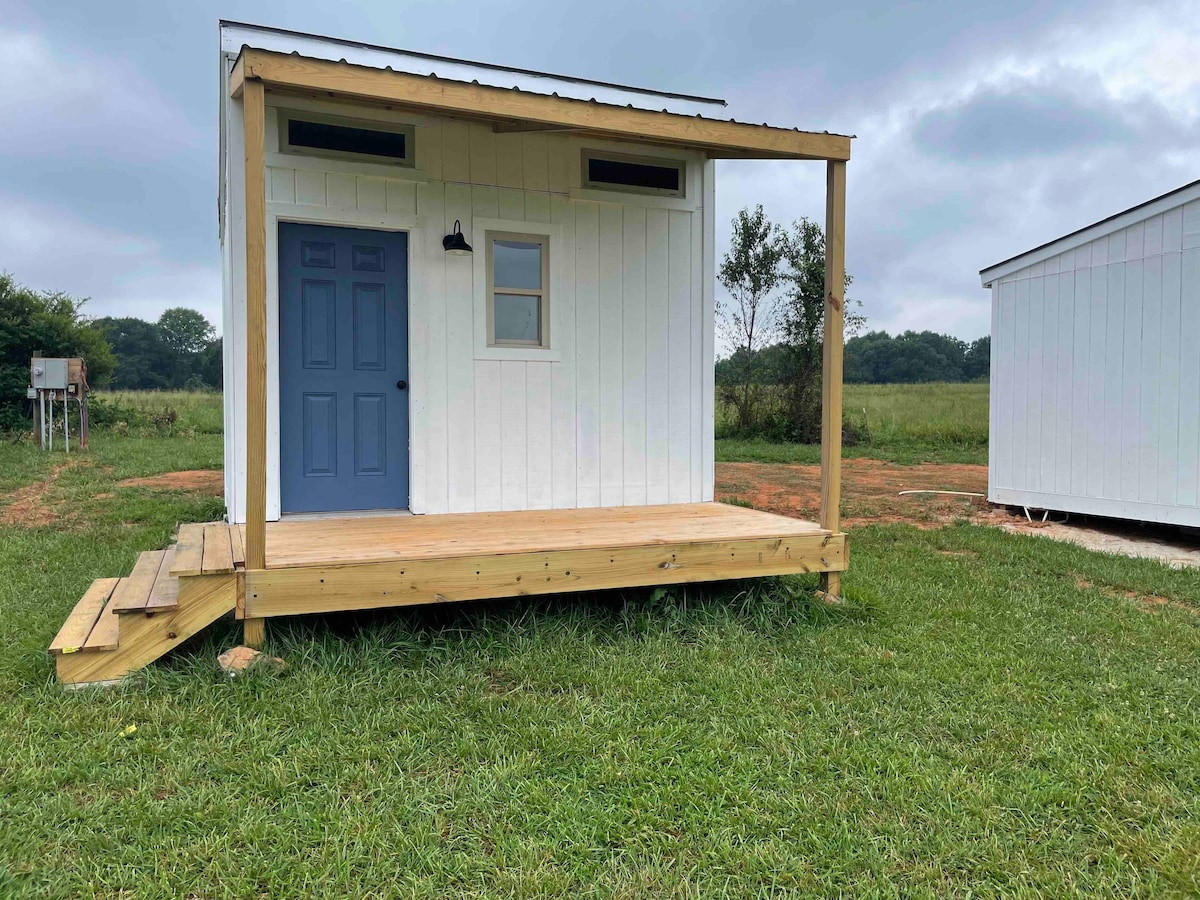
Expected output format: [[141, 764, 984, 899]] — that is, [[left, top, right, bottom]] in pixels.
[[49, 21, 856, 684], [981, 179, 1200, 527]]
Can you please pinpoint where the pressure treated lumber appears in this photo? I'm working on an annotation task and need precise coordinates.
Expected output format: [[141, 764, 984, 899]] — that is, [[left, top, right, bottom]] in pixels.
[[820, 159, 847, 598], [172, 523, 206, 577], [243, 77, 268, 571], [56, 575, 237, 685], [246, 531, 847, 618], [49, 578, 119, 655], [230, 49, 852, 162], [110, 550, 168, 613]]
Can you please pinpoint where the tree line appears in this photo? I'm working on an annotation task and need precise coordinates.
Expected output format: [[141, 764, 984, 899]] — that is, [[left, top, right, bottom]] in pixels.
[[0, 272, 221, 430], [717, 330, 990, 387]]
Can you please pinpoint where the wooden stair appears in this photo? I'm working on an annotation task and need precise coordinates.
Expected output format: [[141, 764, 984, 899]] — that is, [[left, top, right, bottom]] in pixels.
[[49, 546, 238, 686]]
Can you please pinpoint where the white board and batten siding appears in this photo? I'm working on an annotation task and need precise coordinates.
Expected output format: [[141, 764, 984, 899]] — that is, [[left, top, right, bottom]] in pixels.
[[982, 182, 1200, 527], [221, 88, 716, 522]]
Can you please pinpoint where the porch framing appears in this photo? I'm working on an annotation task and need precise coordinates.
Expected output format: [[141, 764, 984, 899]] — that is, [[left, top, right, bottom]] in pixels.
[[229, 47, 851, 643]]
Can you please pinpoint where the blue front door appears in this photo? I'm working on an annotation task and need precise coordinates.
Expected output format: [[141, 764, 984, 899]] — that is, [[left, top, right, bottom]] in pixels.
[[278, 223, 409, 513]]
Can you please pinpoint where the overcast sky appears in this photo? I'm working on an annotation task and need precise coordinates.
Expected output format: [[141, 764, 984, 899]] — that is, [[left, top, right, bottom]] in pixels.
[[3, 0, 1198, 343]]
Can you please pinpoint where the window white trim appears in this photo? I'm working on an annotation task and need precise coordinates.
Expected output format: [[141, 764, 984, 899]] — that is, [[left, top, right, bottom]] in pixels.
[[471, 217, 562, 361]]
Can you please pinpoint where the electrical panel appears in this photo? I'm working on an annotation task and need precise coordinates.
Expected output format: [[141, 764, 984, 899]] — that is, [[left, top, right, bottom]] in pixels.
[[31, 358, 69, 391]]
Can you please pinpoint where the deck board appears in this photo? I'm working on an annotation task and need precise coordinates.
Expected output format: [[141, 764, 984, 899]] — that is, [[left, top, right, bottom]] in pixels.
[[261, 503, 828, 569], [146, 548, 180, 611], [110, 550, 168, 613], [202, 523, 235, 574], [49, 578, 119, 655], [172, 523, 205, 577]]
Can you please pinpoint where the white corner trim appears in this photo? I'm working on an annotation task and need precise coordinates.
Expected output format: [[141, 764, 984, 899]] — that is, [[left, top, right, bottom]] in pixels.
[[471, 217, 563, 361]]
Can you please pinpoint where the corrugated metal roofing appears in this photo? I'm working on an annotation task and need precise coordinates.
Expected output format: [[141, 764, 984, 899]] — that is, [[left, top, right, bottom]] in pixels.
[[219, 20, 728, 118]]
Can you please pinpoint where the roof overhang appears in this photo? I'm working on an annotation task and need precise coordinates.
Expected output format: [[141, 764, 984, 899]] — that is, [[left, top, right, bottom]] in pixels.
[[229, 47, 852, 162]]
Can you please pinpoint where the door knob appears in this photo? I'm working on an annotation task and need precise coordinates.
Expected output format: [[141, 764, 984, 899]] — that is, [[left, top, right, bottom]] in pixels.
[[396, 379, 408, 390]]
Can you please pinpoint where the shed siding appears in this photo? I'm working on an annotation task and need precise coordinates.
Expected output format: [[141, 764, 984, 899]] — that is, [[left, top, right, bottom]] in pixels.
[[223, 96, 713, 521], [990, 200, 1200, 526]]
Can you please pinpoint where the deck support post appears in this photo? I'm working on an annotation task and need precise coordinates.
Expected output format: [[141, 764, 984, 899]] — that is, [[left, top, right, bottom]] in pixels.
[[243, 617, 265, 649], [820, 159, 847, 598], [243, 77, 268, 572]]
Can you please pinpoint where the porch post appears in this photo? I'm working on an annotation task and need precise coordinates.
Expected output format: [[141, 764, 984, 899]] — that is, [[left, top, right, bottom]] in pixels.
[[242, 76, 268, 645], [820, 159, 846, 598]]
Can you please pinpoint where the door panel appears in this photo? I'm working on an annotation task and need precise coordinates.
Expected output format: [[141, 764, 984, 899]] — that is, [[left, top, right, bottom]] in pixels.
[[279, 223, 409, 513]]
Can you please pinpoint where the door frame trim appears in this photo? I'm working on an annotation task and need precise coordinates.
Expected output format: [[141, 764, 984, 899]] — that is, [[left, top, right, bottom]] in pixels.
[[267, 203, 420, 519]]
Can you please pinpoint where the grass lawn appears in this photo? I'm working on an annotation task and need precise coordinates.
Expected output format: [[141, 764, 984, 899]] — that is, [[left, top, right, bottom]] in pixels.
[[718, 382, 990, 466], [1, 390, 1199, 896]]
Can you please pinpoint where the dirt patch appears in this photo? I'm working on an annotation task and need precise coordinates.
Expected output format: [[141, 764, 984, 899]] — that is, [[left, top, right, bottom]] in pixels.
[[715, 458, 989, 528], [1076, 578, 1197, 615], [115, 470, 223, 495], [0, 460, 77, 527]]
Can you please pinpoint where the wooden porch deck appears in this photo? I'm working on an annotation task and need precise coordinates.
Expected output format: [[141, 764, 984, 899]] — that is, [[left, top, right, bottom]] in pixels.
[[50, 503, 846, 684]]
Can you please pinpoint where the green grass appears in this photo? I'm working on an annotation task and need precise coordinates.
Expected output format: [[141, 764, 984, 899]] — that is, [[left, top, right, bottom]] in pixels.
[[1, 399, 1199, 895], [93, 389, 224, 434], [717, 382, 990, 465]]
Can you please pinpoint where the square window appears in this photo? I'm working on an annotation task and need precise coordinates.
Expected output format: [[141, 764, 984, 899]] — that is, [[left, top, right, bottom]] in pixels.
[[487, 233, 549, 348]]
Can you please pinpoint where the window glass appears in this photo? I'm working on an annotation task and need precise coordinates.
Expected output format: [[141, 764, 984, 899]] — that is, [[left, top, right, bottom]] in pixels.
[[493, 239, 542, 290], [494, 294, 541, 343], [587, 157, 680, 192], [285, 117, 410, 162]]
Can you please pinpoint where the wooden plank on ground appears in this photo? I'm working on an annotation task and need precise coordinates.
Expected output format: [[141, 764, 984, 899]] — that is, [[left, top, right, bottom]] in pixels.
[[172, 523, 205, 577], [49, 578, 119, 655], [146, 547, 179, 611], [202, 523, 235, 575], [83, 583, 124, 652], [110, 550, 168, 613]]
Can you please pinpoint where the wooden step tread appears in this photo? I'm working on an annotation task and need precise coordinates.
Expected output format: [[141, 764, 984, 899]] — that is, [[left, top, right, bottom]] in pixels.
[[171, 522, 238, 577], [146, 547, 180, 611], [110, 550, 168, 613], [49, 578, 119, 655]]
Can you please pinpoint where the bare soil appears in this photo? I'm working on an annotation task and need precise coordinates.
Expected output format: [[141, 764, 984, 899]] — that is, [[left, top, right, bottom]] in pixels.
[[0, 461, 76, 527], [716, 459, 990, 527], [115, 470, 223, 495]]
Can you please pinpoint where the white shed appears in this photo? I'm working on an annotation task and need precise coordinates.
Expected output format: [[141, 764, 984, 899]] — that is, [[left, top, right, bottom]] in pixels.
[[980, 179, 1200, 527]]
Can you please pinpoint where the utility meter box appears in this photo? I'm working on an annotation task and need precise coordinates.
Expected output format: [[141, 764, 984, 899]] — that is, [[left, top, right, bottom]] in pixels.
[[31, 358, 69, 391]]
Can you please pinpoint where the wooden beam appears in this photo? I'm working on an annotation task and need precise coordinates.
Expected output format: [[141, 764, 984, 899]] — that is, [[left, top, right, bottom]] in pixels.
[[243, 617, 265, 649], [229, 52, 246, 99], [820, 160, 847, 598], [232, 49, 851, 162], [246, 533, 848, 618], [243, 77, 268, 572]]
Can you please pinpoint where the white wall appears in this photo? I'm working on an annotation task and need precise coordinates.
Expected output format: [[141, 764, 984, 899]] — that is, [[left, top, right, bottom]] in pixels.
[[989, 197, 1200, 526], [221, 88, 715, 521]]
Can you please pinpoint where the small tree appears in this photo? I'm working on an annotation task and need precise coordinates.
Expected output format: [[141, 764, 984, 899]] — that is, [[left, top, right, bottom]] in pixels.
[[778, 218, 863, 442], [158, 307, 215, 388], [717, 206, 785, 433], [0, 273, 114, 431]]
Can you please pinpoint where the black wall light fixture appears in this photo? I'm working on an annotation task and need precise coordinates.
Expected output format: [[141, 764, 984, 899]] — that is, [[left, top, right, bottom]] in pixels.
[[442, 220, 473, 256]]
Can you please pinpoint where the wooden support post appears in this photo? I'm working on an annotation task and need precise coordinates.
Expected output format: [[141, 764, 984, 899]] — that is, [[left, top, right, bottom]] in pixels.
[[820, 159, 847, 598], [243, 78, 268, 572], [243, 617, 265, 650]]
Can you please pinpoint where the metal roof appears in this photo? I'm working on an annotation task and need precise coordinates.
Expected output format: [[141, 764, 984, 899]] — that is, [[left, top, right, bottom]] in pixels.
[[219, 20, 728, 118]]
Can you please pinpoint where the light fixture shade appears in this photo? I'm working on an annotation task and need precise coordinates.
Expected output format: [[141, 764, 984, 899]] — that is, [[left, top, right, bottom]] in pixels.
[[442, 219, 473, 255]]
